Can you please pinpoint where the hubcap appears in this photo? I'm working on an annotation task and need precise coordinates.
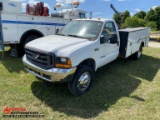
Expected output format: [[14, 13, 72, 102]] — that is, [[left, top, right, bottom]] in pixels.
[[77, 72, 91, 91]]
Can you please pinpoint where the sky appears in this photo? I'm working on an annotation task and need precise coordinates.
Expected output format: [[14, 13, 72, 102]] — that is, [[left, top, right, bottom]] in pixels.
[[20, 0, 160, 18]]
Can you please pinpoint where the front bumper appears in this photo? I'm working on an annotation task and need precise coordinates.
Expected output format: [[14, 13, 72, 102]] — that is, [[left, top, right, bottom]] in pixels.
[[22, 55, 76, 82]]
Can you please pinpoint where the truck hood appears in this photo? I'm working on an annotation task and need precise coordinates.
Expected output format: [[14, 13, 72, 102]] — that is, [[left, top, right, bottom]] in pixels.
[[25, 35, 92, 55]]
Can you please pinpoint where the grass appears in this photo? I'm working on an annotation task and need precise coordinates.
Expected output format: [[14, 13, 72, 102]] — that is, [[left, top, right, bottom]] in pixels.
[[0, 46, 160, 120]]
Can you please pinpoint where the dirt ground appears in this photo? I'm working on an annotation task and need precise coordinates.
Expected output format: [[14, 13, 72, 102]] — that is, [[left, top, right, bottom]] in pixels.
[[148, 41, 160, 48]]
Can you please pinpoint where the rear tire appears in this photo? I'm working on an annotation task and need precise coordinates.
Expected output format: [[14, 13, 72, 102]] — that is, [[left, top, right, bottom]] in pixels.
[[18, 35, 39, 56], [23, 35, 39, 49], [133, 44, 143, 60], [68, 65, 94, 96]]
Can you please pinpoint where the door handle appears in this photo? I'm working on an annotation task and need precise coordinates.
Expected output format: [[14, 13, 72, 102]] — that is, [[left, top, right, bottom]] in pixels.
[[94, 48, 99, 51]]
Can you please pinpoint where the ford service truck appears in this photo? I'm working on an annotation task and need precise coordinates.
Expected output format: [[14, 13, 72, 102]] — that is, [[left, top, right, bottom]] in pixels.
[[0, 0, 87, 57], [22, 18, 151, 95]]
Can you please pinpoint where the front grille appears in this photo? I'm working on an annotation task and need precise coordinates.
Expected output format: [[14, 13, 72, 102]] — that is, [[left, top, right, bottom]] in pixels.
[[25, 49, 54, 69]]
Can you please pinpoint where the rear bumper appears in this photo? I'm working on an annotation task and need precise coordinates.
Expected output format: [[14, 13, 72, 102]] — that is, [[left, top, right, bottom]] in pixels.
[[22, 55, 76, 83]]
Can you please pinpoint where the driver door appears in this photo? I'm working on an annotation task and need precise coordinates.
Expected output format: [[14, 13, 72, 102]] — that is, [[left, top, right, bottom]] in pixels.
[[98, 21, 119, 67]]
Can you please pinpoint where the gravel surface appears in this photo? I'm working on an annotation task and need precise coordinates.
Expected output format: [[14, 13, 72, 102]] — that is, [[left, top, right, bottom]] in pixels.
[[148, 41, 160, 48]]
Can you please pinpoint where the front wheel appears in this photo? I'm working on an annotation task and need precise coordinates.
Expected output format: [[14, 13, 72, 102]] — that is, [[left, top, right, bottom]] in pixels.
[[133, 44, 143, 60], [68, 65, 94, 96]]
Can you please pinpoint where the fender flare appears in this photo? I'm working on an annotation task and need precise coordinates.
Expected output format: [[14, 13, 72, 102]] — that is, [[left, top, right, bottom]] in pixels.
[[20, 29, 44, 44]]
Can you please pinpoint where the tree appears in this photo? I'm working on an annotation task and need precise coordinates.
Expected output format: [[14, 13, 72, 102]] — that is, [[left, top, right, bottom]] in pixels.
[[154, 6, 160, 29], [125, 16, 145, 28], [121, 10, 130, 23], [145, 21, 157, 30], [113, 10, 130, 28], [145, 9, 156, 21], [113, 13, 120, 24], [134, 11, 146, 19], [145, 6, 160, 29], [125, 17, 139, 28], [138, 19, 145, 27]]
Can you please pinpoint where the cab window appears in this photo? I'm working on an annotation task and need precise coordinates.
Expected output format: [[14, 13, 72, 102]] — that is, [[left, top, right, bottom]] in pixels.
[[79, 13, 85, 18], [102, 22, 118, 44], [104, 22, 116, 33]]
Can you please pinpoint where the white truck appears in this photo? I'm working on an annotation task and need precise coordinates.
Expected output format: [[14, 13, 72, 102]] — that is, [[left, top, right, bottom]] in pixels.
[[22, 18, 151, 96], [0, 0, 87, 57]]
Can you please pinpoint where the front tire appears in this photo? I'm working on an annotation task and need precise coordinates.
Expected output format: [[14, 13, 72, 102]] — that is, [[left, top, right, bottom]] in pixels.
[[133, 44, 143, 60], [68, 65, 94, 96]]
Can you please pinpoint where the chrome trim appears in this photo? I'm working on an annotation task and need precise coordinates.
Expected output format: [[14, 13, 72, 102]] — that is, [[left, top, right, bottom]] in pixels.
[[23, 55, 76, 82], [77, 72, 91, 91]]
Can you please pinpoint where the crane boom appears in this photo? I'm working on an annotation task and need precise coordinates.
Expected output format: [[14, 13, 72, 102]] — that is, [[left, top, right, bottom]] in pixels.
[[110, 4, 121, 29], [110, 4, 121, 18]]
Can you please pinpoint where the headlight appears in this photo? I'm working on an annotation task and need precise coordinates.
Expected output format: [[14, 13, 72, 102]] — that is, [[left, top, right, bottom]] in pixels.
[[55, 57, 72, 69]]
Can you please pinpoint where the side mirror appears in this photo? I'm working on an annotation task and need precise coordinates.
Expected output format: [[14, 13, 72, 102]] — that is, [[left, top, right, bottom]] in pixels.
[[100, 35, 111, 44]]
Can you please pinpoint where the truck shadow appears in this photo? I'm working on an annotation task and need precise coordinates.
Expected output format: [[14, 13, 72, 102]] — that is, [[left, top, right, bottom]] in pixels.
[[31, 54, 160, 119], [0, 50, 25, 73]]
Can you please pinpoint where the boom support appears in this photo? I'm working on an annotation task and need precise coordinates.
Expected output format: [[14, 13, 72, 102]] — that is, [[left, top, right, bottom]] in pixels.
[[110, 4, 121, 29]]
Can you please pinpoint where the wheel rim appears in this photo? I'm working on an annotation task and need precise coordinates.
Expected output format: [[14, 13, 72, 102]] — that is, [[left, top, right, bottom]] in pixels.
[[138, 51, 142, 58], [77, 72, 91, 91], [137, 46, 142, 58]]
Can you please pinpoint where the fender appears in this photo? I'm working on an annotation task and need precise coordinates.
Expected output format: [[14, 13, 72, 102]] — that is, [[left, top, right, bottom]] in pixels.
[[20, 29, 44, 44]]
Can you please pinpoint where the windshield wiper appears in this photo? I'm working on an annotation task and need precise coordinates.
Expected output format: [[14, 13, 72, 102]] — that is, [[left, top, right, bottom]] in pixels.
[[67, 34, 79, 37], [56, 33, 65, 36], [67, 34, 87, 39]]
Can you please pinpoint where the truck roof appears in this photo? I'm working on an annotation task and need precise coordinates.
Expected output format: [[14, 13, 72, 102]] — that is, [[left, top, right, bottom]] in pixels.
[[74, 18, 114, 22]]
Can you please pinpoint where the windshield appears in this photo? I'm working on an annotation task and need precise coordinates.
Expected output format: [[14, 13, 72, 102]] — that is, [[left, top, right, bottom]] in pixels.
[[58, 20, 103, 40]]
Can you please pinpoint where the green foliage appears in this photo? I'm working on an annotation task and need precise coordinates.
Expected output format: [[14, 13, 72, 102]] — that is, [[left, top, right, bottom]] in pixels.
[[145, 9, 156, 22], [113, 13, 120, 24], [138, 19, 145, 27], [121, 10, 130, 23], [113, 10, 130, 28], [134, 11, 146, 19], [155, 7, 160, 29], [145, 7, 160, 29], [125, 16, 145, 28], [145, 21, 157, 30], [113, 6, 160, 29]]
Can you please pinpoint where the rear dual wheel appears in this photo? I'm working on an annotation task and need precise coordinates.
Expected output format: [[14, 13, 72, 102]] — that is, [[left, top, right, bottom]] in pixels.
[[17, 35, 39, 56], [133, 44, 143, 60]]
